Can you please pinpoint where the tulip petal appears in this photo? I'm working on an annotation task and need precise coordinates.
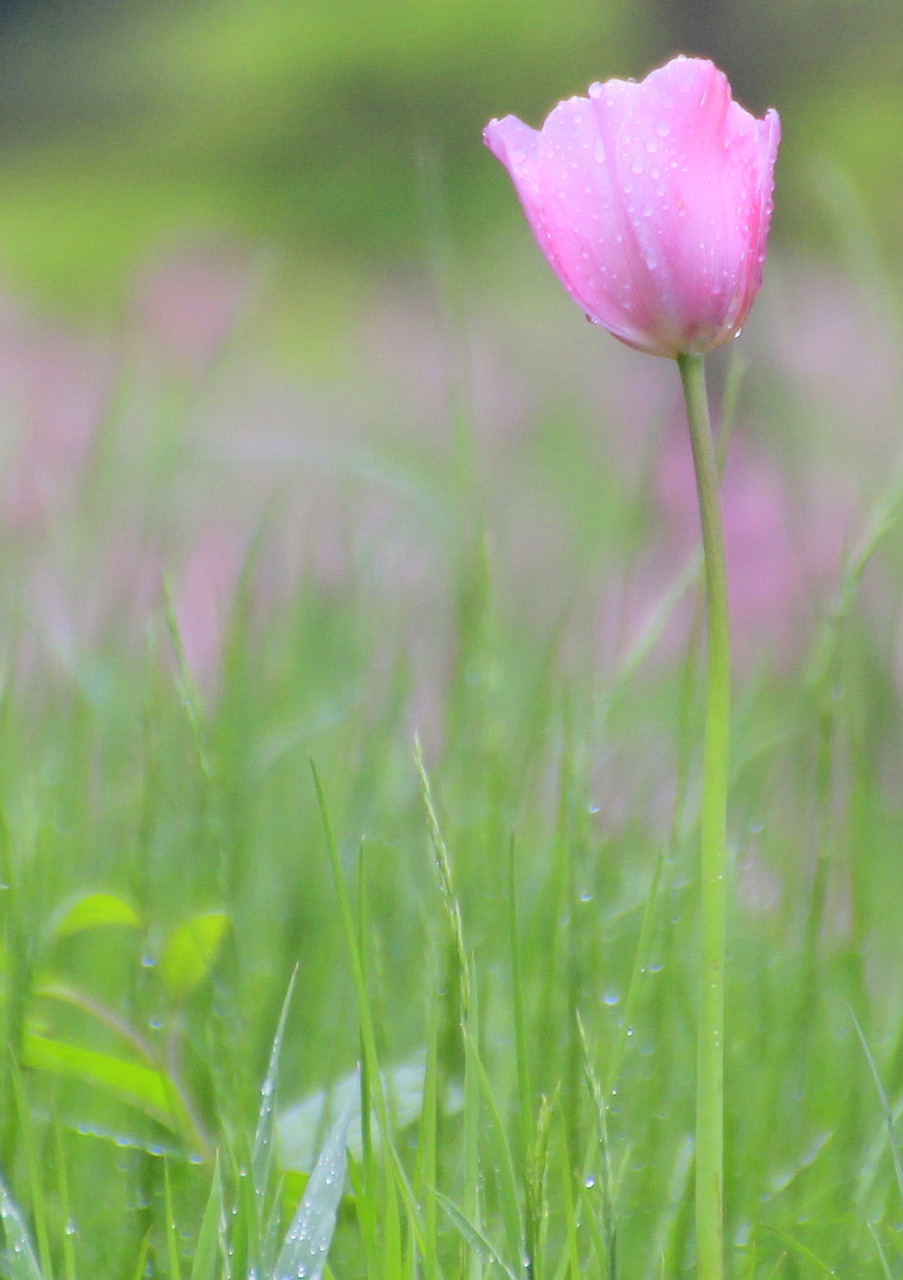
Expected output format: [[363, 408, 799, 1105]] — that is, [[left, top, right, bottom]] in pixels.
[[485, 56, 780, 358]]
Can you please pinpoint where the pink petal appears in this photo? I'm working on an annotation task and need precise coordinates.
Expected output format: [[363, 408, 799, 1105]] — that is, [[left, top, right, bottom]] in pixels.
[[484, 56, 780, 358]]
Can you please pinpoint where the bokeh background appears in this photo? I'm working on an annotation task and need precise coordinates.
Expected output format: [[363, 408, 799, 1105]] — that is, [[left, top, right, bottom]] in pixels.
[[0, 0, 901, 703]]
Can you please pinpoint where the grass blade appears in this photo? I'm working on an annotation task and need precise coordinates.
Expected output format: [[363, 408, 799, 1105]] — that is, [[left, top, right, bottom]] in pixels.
[[434, 1191, 518, 1280], [850, 1006, 903, 1208], [189, 1153, 225, 1280], [0, 1168, 43, 1280], [274, 1090, 354, 1280]]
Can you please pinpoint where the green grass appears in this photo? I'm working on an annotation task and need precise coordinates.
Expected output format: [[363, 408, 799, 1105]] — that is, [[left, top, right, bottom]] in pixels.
[[1, 275, 903, 1279]]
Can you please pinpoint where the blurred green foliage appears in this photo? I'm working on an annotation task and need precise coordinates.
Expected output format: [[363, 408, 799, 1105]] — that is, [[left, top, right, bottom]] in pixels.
[[0, 0, 901, 311]]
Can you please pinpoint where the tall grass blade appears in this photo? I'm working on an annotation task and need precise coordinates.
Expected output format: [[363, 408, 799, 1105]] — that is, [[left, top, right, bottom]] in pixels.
[[434, 1191, 518, 1280], [850, 1007, 903, 1208], [189, 1154, 225, 1280], [253, 968, 298, 1206]]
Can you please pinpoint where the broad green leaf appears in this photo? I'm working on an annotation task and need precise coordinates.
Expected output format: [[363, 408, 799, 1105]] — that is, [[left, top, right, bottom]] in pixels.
[[159, 912, 230, 1003], [23, 1031, 195, 1138], [274, 1092, 353, 1280], [50, 892, 141, 941]]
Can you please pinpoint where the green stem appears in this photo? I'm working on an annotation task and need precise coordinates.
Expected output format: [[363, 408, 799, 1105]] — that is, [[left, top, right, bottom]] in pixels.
[[677, 352, 730, 1280]]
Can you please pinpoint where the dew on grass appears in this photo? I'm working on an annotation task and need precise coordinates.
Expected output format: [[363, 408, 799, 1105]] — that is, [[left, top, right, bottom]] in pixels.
[[603, 989, 621, 1006]]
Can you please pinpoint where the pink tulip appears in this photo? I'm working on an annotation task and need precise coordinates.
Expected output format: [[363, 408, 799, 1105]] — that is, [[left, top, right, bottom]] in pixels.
[[484, 56, 780, 358]]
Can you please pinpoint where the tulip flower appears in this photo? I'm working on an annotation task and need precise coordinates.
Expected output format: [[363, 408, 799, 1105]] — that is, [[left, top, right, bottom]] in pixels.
[[484, 55, 780, 359], [486, 57, 781, 1280]]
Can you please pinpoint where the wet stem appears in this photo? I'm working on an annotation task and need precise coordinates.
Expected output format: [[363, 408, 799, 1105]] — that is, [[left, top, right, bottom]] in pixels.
[[677, 352, 729, 1280]]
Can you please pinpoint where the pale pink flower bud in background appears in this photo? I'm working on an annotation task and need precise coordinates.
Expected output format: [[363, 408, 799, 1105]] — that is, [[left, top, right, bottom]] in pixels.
[[484, 55, 780, 358]]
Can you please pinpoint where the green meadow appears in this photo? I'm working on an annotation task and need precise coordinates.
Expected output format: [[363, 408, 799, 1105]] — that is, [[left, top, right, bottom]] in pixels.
[[1, 3, 903, 1278]]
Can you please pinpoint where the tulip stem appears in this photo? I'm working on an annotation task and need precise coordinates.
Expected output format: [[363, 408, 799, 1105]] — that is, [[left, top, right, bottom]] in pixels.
[[677, 352, 729, 1280]]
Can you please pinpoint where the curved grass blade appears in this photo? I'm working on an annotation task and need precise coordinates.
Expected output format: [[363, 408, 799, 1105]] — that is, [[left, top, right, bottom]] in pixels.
[[434, 1191, 518, 1280], [850, 1006, 903, 1208]]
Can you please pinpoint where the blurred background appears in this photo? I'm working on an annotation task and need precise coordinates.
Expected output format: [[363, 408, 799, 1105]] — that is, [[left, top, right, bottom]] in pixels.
[[0, 0, 900, 702]]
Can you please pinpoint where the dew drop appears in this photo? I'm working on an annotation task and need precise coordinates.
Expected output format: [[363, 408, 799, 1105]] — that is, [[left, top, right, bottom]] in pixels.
[[654, 120, 671, 138], [592, 135, 606, 165], [630, 155, 645, 175], [645, 137, 659, 154]]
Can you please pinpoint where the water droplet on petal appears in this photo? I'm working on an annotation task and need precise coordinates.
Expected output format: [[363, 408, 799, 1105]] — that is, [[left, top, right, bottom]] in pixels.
[[654, 120, 671, 138]]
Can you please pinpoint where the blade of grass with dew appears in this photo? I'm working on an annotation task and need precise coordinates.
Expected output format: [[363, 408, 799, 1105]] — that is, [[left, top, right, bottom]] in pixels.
[[9, 1062, 53, 1280], [274, 1089, 354, 1280], [253, 968, 298, 1210], [253, 967, 299, 1280], [0, 1167, 43, 1280], [52, 1125, 76, 1280]]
